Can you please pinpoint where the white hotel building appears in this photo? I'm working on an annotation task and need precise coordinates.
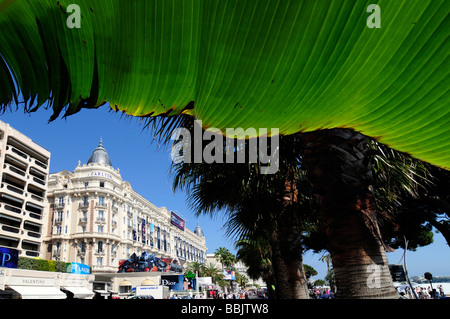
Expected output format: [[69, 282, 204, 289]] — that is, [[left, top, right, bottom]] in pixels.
[[43, 139, 207, 273], [0, 120, 50, 259]]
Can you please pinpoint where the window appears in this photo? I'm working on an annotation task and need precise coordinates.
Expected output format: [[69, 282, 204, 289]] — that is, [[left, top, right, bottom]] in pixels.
[[80, 242, 86, 253], [84, 182, 89, 188], [58, 197, 64, 206], [100, 181, 104, 188], [81, 226, 86, 233], [81, 211, 87, 222], [98, 225, 104, 233], [157, 226, 160, 249], [56, 211, 63, 222], [65, 226, 68, 234], [98, 196, 105, 206], [55, 226, 62, 234], [97, 257, 103, 266], [82, 196, 89, 206], [164, 230, 167, 252], [98, 241, 103, 253], [119, 285, 131, 294]]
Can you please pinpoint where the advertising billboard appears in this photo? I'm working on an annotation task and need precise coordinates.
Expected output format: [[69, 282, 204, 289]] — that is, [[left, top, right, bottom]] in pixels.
[[0, 247, 18, 268], [170, 212, 185, 231], [223, 270, 236, 280], [66, 262, 91, 274], [161, 274, 196, 290]]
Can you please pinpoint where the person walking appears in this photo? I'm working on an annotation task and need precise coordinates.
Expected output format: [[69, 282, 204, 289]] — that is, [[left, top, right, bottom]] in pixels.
[[438, 285, 445, 299]]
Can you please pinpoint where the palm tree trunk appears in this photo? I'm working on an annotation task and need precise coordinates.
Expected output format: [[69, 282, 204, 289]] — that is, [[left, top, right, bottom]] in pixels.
[[270, 179, 309, 299], [270, 235, 309, 299], [265, 268, 276, 299], [301, 128, 397, 299]]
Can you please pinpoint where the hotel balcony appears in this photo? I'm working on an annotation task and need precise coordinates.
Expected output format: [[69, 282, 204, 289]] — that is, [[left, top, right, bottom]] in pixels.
[[78, 202, 90, 209]]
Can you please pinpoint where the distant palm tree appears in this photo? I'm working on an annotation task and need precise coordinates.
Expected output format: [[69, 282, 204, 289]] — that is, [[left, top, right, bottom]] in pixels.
[[214, 247, 236, 270], [186, 262, 204, 276], [235, 237, 275, 298], [202, 263, 224, 284], [320, 254, 335, 292]]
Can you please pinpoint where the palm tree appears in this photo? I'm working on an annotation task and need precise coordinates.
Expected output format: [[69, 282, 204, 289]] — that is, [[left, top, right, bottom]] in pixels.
[[235, 272, 249, 289], [235, 237, 275, 298], [186, 262, 204, 277], [167, 119, 312, 298], [299, 128, 435, 298], [300, 128, 399, 298], [320, 254, 336, 292], [214, 247, 235, 270], [202, 263, 224, 286]]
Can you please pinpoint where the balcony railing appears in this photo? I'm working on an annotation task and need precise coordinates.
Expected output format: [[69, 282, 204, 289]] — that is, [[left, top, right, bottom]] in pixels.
[[79, 216, 88, 224], [96, 202, 107, 208]]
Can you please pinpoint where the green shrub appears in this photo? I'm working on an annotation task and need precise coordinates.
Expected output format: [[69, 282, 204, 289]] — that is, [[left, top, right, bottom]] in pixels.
[[18, 257, 67, 273]]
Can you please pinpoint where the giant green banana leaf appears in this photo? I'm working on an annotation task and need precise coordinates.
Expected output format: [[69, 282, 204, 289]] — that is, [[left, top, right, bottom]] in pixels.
[[0, 0, 449, 169]]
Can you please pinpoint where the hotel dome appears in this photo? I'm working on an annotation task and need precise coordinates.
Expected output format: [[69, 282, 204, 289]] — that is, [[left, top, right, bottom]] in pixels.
[[87, 138, 112, 167]]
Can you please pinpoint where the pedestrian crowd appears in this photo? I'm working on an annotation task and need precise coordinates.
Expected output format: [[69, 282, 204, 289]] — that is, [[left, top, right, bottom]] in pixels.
[[218, 291, 247, 299], [309, 287, 335, 299], [396, 284, 446, 299]]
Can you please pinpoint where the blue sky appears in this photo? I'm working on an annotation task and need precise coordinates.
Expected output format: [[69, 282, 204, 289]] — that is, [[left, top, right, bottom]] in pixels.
[[1, 104, 449, 280]]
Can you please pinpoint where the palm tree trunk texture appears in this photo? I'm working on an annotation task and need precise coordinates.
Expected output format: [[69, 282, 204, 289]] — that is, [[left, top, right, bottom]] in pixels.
[[265, 268, 276, 299], [270, 180, 310, 299], [301, 128, 397, 299], [270, 221, 309, 298]]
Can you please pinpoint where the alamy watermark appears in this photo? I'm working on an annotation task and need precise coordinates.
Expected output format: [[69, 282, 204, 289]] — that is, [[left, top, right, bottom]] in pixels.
[[170, 120, 279, 175], [366, 4, 381, 29], [66, 4, 81, 29], [65, 3, 381, 29], [366, 264, 383, 289]]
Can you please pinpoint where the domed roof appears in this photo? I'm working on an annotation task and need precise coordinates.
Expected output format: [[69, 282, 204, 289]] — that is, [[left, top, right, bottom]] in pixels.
[[194, 223, 204, 237], [87, 138, 112, 167]]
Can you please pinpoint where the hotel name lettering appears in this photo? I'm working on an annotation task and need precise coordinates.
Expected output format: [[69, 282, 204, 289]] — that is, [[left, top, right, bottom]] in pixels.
[[90, 172, 113, 179]]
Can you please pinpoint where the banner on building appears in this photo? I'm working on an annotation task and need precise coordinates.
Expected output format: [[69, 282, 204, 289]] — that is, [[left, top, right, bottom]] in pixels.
[[118, 252, 183, 273], [66, 262, 91, 274], [223, 270, 236, 280], [170, 212, 185, 231]]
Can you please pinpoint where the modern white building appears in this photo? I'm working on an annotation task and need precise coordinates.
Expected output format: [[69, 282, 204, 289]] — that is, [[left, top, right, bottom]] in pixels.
[[0, 120, 51, 259], [43, 139, 207, 273]]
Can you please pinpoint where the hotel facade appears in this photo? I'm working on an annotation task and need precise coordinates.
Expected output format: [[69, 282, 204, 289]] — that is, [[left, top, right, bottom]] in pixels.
[[43, 139, 207, 273]]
